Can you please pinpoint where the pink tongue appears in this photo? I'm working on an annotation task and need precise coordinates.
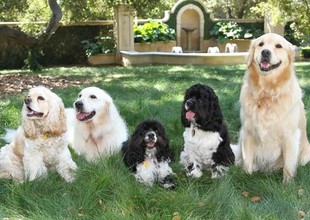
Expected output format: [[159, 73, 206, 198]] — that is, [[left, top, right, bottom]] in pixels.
[[260, 61, 270, 69], [186, 111, 196, 119], [76, 112, 89, 120], [147, 142, 155, 147]]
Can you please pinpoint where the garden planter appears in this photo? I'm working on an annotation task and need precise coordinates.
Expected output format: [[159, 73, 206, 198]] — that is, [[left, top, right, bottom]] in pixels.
[[134, 41, 176, 52], [218, 39, 251, 53], [87, 53, 116, 65]]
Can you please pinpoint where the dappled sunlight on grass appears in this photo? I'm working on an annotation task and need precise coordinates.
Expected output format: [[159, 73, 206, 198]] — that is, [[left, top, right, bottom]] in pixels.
[[1, 63, 310, 219], [167, 66, 190, 72]]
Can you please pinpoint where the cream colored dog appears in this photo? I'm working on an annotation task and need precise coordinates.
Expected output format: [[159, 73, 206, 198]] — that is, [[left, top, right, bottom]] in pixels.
[[68, 87, 128, 162], [237, 33, 310, 183], [0, 86, 77, 182]]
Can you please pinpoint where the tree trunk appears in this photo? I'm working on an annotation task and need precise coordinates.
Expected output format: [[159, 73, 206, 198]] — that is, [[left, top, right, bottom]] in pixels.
[[1, 0, 62, 49], [0, 0, 62, 70]]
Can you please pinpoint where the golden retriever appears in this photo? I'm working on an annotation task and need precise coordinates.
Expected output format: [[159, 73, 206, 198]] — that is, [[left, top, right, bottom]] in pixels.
[[67, 87, 128, 162], [0, 86, 77, 182], [237, 33, 310, 183]]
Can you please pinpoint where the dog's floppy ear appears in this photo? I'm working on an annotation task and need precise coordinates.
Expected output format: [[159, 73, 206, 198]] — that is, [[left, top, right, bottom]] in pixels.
[[181, 103, 190, 127], [287, 43, 295, 63], [122, 125, 145, 172], [181, 91, 191, 127], [202, 93, 223, 131], [45, 93, 67, 137], [247, 38, 256, 67]]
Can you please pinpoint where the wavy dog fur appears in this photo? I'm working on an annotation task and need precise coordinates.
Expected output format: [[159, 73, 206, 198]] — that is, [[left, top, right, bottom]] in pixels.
[[0, 86, 77, 182], [180, 83, 235, 178], [122, 119, 176, 189], [237, 33, 310, 183]]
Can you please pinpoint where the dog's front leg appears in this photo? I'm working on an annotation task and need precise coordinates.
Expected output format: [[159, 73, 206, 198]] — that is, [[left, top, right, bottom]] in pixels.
[[134, 161, 157, 186], [211, 164, 229, 178], [282, 130, 301, 184], [23, 151, 47, 181], [241, 133, 255, 175], [157, 161, 176, 189], [180, 150, 202, 178], [186, 161, 203, 178], [56, 149, 78, 183]]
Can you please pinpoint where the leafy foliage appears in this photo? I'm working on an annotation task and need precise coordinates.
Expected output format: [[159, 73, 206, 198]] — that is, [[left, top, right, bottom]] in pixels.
[[210, 21, 263, 43], [251, 0, 310, 42], [302, 47, 310, 58], [106, 0, 175, 18], [81, 36, 116, 57], [134, 21, 176, 43], [24, 49, 43, 71], [204, 0, 265, 19]]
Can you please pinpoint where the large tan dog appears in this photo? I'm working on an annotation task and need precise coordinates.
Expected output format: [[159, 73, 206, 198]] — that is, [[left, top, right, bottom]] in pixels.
[[238, 33, 310, 183]]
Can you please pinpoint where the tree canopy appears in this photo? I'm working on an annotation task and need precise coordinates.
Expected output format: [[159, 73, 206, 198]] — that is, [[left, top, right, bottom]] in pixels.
[[0, 0, 309, 42], [251, 0, 310, 42]]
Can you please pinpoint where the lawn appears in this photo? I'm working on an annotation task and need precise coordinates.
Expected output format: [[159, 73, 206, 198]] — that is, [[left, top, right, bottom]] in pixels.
[[0, 63, 310, 219]]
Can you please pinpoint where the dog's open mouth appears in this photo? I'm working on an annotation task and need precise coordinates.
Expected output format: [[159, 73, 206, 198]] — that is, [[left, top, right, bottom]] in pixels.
[[26, 106, 44, 117], [146, 141, 156, 148], [185, 111, 196, 120], [76, 111, 96, 121], [259, 60, 282, 72]]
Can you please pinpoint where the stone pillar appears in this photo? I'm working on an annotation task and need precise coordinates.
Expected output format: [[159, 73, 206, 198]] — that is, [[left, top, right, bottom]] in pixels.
[[114, 4, 135, 54], [264, 13, 284, 36]]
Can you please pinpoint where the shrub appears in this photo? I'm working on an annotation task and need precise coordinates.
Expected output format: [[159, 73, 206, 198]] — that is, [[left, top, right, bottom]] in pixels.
[[285, 23, 302, 46], [134, 21, 176, 43], [81, 36, 116, 57], [302, 47, 310, 58], [210, 21, 263, 43]]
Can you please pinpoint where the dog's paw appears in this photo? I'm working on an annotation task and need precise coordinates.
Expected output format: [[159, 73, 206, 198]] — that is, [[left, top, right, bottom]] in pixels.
[[211, 165, 228, 178], [158, 176, 176, 190], [186, 163, 203, 178]]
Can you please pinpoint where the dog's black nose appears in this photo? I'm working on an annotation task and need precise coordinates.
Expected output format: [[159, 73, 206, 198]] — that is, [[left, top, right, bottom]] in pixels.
[[148, 132, 155, 139], [24, 97, 32, 105], [261, 49, 271, 58], [75, 101, 83, 109]]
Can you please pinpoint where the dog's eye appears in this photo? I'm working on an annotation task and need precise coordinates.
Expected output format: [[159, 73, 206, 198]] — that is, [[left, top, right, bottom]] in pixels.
[[275, 44, 282, 48], [258, 42, 264, 47], [90, 95, 97, 99], [78, 94, 81, 98], [37, 96, 45, 101]]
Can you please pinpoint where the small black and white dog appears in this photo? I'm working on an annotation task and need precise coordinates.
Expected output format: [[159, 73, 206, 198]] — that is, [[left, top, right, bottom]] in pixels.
[[180, 83, 235, 178], [122, 119, 176, 189]]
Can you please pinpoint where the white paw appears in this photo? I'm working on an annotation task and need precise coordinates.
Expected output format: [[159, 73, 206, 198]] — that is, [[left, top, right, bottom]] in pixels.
[[187, 168, 203, 178]]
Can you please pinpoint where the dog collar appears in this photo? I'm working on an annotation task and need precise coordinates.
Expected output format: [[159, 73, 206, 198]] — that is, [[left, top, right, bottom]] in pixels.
[[24, 131, 59, 140]]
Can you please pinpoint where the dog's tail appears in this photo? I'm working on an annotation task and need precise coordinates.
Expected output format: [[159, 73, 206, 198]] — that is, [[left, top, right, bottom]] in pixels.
[[230, 144, 242, 166], [1, 128, 17, 143]]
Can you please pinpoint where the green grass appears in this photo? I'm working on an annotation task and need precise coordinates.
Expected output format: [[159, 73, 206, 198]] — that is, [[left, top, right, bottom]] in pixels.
[[1, 63, 310, 219]]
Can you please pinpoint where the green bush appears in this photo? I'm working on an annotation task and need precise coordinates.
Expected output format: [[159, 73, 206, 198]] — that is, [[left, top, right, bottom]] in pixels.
[[302, 47, 310, 58], [81, 36, 116, 57], [134, 21, 176, 43], [285, 23, 302, 46], [210, 21, 263, 43]]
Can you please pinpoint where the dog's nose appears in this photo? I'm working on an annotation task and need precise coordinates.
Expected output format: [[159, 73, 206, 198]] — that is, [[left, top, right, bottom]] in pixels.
[[148, 132, 155, 139], [261, 49, 271, 58], [24, 97, 32, 105], [75, 101, 83, 109]]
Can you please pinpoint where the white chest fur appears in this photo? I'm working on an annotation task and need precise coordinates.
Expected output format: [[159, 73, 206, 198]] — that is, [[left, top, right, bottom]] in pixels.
[[183, 125, 222, 166]]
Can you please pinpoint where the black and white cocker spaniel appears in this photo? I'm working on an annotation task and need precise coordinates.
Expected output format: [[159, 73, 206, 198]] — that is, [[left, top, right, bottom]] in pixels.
[[180, 83, 235, 178], [122, 119, 176, 189]]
